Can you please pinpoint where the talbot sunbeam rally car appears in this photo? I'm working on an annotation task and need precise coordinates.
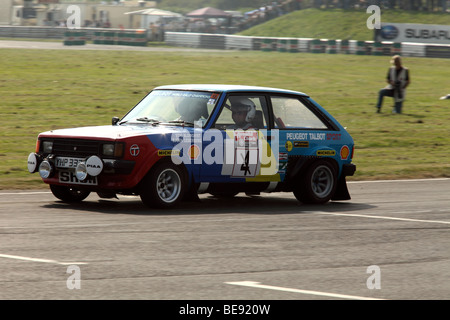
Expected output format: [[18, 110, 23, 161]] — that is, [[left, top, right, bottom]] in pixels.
[[27, 84, 356, 208]]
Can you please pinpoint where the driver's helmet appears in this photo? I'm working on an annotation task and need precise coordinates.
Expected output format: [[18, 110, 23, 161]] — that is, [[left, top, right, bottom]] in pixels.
[[229, 97, 256, 123]]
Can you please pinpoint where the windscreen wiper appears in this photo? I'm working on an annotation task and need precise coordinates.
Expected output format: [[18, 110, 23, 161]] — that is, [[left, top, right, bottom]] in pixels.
[[135, 117, 161, 125], [166, 120, 195, 126]]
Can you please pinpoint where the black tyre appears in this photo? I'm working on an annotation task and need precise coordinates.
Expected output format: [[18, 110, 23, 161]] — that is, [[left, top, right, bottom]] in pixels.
[[139, 162, 186, 209], [49, 184, 91, 203], [293, 160, 337, 204]]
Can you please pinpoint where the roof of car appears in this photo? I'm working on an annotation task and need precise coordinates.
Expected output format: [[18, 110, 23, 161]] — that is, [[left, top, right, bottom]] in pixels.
[[153, 84, 308, 96]]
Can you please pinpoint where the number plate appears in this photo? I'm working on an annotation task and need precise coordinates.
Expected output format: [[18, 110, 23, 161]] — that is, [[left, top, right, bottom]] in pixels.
[[59, 171, 98, 186], [55, 157, 84, 168]]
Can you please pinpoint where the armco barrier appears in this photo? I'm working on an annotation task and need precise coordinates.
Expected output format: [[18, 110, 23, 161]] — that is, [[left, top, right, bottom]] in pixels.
[[92, 30, 147, 46], [200, 34, 225, 49], [225, 35, 253, 50]]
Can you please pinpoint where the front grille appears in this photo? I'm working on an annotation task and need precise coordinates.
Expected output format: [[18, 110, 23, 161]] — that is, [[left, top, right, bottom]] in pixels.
[[51, 138, 102, 157]]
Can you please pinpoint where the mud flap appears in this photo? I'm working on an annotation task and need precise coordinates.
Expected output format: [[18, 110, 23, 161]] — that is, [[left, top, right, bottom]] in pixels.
[[331, 175, 351, 201]]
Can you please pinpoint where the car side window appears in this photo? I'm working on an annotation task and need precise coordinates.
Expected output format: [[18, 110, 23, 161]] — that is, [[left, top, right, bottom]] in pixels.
[[271, 96, 327, 129], [213, 95, 268, 130]]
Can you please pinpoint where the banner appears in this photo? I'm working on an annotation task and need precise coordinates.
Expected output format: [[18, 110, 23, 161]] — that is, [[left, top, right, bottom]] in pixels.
[[377, 22, 450, 45]]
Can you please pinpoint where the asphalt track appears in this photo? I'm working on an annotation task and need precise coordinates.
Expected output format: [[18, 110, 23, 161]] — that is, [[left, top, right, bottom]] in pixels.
[[0, 178, 449, 300], [0, 39, 224, 52]]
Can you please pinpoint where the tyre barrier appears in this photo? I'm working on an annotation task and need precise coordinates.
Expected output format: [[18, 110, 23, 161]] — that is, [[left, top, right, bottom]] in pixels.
[[63, 31, 86, 46], [372, 41, 383, 56], [326, 40, 337, 54], [277, 39, 288, 52], [260, 38, 277, 52], [391, 42, 402, 55], [340, 40, 350, 54], [310, 39, 322, 53], [274, 39, 298, 53], [355, 41, 366, 55]]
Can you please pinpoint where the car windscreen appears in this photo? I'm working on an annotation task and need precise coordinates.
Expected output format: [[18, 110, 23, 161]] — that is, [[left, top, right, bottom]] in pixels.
[[120, 90, 219, 127]]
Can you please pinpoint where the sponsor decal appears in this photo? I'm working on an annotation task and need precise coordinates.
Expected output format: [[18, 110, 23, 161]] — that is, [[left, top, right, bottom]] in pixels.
[[278, 162, 288, 173], [232, 131, 259, 178], [59, 171, 97, 185], [286, 132, 326, 141], [158, 149, 180, 157], [327, 133, 341, 141], [188, 144, 200, 160], [340, 145, 350, 160], [286, 132, 308, 140], [279, 152, 288, 161], [294, 141, 309, 148], [130, 144, 140, 157], [316, 150, 336, 157], [380, 25, 399, 40], [285, 140, 293, 152], [309, 133, 326, 140]]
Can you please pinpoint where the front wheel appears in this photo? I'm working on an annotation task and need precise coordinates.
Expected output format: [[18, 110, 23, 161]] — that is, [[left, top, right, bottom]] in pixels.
[[49, 184, 91, 203], [293, 160, 337, 204], [139, 162, 186, 209]]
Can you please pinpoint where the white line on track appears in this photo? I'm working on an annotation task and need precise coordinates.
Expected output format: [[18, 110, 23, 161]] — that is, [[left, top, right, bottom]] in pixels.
[[225, 281, 384, 300], [0, 191, 51, 195], [0, 253, 87, 265], [314, 211, 450, 225]]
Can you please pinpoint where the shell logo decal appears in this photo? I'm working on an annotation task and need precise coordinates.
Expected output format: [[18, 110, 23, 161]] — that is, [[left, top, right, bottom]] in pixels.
[[340, 145, 350, 160]]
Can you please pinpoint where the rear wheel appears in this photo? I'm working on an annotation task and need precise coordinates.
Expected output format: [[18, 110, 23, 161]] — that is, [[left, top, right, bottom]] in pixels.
[[139, 162, 186, 209], [49, 184, 91, 203], [293, 160, 337, 204]]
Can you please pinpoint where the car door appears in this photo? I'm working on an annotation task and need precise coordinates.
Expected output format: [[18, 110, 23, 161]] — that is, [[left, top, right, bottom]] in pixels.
[[201, 93, 275, 183]]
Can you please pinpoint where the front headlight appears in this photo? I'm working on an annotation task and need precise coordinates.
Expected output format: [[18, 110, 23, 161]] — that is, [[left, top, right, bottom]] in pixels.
[[42, 141, 53, 153], [39, 160, 53, 179], [102, 144, 115, 156], [102, 143, 124, 158]]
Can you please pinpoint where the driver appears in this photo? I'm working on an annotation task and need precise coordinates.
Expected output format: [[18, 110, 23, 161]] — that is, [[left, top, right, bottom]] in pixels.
[[175, 98, 209, 123], [228, 97, 256, 130]]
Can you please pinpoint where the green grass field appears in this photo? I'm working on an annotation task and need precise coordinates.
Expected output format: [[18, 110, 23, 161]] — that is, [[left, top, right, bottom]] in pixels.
[[239, 8, 450, 40], [1, 47, 449, 189]]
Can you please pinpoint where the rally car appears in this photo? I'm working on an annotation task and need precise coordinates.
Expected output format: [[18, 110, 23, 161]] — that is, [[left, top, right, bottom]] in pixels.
[[27, 84, 356, 208]]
